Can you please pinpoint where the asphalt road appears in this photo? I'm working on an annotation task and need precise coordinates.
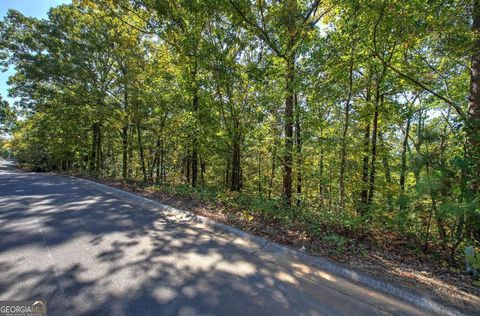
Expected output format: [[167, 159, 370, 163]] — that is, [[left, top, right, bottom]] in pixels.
[[0, 160, 431, 315]]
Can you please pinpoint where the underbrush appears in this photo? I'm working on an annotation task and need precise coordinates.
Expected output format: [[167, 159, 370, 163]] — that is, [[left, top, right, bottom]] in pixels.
[[123, 182, 450, 264]]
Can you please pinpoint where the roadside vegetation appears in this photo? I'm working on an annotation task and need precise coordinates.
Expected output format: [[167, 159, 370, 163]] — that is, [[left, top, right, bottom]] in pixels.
[[0, 0, 479, 303]]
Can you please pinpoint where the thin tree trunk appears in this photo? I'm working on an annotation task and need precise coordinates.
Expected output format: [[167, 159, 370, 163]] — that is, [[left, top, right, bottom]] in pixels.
[[90, 123, 100, 175], [230, 133, 242, 192], [121, 66, 130, 180], [360, 123, 370, 214], [96, 124, 102, 174], [282, 56, 295, 206], [155, 138, 161, 183], [191, 147, 198, 187], [359, 72, 373, 214], [258, 151, 262, 197], [339, 45, 355, 209], [328, 167, 333, 209], [412, 111, 424, 185], [367, 94, 381, 207], [136, 123, 147, 182], [319, 147, 325, 207], [268, 147, 276, 200], [150, 155, 156, 182], [89, 123, 96, 173], [295, 93, 302, 207], [128, 125, 134, 179], [185, 153, 191, 184], [161, 139, 166, 183], [109, 137, 115, 177], [400, 117, 411, 192], [379, 131, 393, 211], [221, 159, 227, 190], [121, 125, 128, 180], [379, 133, 392, 184], [200, 158, 205, 184], [191, 92, 199, 187]]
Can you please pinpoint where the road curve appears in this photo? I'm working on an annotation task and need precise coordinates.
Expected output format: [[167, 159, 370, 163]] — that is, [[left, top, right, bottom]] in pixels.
[[0, 160, 431, 315]]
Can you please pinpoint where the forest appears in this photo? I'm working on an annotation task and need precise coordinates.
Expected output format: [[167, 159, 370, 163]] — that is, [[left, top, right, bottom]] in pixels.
[[0, 0, 479, 285]]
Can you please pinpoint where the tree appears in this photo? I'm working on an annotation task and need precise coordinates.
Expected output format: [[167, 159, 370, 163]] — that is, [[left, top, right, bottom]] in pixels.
[[228, 0, 332, 205], [0, 95, 16, 134]]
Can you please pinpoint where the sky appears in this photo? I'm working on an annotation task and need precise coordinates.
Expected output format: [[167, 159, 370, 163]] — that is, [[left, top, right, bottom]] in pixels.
[[0, 0, 71, 104]]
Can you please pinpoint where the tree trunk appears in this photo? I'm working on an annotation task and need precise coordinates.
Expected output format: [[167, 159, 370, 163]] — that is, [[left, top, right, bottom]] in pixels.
[[412, 111, 424, 185], [282, 55, 295, 206], [380, 136, 392, 184], [379, 131, 393, 211], [230, 133, 242, 192], [150, 154, 156, 182], [155, 138, 161, 183], [295, 93, 302, 207], [108, 138, 115, 177], [200, 158, 205, 184], [89, 123, 96, 173], [121, 125, 128, 180], [367, 94, 381, 208], [339, 45, 355, 209], [128, 125, 134, 179], [319, 147, 325, 207], [191, 147, 198, 187], [191, 92, 199, 187], [466, 0, 480, 241], [268, 148, 276, 200], [328, 167, 333, 209], [258, 151, 262, 197], [225, 158, 230, 189], [136, 123, 147, 182], [400, 116, 411, 193], [469, 0, 480, 192], [89, 122, 100, 175], [185, 153, 191, 184], [121, 67, 130, 180], [96, 124, 102, 174], [161, 139, 166, 183], [360, 122, 370, 214]]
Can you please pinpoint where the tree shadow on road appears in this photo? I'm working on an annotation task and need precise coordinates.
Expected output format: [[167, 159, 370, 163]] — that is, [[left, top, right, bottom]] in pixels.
[[0, 167, 423, 316]]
